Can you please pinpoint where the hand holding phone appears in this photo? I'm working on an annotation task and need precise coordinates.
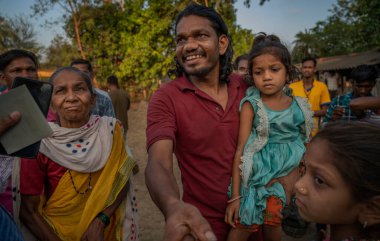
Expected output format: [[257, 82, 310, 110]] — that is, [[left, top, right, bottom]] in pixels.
[[0, 77, 53, 158]]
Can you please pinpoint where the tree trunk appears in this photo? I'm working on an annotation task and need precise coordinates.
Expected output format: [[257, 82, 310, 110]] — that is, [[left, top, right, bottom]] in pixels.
[[67, 0, 86, 59], [72, 13, 86, 59]]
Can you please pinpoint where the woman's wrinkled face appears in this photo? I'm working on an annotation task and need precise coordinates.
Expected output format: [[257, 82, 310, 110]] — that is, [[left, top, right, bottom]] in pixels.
[[294, 139, 363, 225], [51, 70, 95, 128]]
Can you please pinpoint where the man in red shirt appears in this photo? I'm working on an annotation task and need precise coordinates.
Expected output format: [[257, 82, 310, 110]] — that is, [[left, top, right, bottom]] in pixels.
[[146, 4, 243, 240], [146, 4, 274, 241], [146, 3, 298, 241]]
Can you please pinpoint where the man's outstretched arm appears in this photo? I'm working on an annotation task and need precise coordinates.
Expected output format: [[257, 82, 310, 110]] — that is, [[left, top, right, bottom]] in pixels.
[[145, 140, 217, 241]]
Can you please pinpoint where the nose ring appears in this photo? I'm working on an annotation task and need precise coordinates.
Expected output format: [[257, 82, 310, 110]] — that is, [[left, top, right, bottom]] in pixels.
[[299, 187, 306, 193]]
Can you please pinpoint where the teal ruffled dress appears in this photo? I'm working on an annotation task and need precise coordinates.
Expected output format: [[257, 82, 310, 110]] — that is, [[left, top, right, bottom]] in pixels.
[[235, 87, 314, 226]]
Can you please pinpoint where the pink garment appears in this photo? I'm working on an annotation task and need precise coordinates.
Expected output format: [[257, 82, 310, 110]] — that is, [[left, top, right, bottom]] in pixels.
[[0, 179, 13, 214], [1, 88, 9, 94], [47, 108, 58, 122]]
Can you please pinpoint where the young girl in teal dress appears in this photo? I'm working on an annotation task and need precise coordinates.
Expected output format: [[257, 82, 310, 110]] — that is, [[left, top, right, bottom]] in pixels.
[[225, 33, 314, 241]]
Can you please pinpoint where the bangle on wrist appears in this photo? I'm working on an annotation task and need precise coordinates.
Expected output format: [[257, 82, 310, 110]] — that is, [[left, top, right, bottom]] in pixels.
[[96, 212, 110, 227], [227, 195, 242, 204]]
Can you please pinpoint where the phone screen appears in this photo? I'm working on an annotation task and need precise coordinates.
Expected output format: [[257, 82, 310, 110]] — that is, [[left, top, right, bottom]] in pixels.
[[11, 77, 53, 117]]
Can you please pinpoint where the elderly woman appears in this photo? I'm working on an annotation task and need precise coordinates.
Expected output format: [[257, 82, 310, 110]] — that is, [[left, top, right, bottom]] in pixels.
[[18, 67, 138, 241]]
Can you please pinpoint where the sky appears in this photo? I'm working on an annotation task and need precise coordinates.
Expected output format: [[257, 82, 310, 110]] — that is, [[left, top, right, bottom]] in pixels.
[[0, 0, 337, 49]]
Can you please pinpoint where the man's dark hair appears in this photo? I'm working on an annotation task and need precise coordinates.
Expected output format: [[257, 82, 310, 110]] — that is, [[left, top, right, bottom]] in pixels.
[[351, 64, 378, 84], [234, 54, 249, 70], [107, 75, 119, 88], [170, 3, 233, 83], [301, 56, 317, 67], [70, 59, 93, 74], [0, 49, 38, 71]]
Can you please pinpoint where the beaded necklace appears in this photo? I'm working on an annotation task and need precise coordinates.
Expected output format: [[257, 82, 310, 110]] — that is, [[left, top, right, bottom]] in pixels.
[[303, 79, 314, 101], [68, 170, 92, 195]]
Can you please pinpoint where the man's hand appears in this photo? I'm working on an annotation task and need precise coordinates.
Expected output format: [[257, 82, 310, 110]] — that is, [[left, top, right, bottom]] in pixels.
[[164, 201, 217, 241], [0, 111, 21, 135], [331, 106, 344, 121], [349, 97, 380, 110]]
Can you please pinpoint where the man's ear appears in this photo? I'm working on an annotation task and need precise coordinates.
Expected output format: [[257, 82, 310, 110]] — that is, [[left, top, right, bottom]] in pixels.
[[358, 196, 380, 227], [91, 93, 97, 107], [218, 34, 229, 55]]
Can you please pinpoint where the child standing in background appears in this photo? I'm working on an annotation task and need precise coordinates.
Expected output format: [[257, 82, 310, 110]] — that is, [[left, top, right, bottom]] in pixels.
[[225, 33, 314, 241], [295, 121, 380, 240]]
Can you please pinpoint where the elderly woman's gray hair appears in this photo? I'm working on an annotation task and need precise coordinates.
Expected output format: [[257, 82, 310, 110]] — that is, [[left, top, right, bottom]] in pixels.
[[49, 66, 95, 95]]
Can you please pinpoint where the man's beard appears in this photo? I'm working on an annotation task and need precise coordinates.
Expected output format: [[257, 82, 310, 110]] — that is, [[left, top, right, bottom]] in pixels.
[[182, 61, 218, 80]]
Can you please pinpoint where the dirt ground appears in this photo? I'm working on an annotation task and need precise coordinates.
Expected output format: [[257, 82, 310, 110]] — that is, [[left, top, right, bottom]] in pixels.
[[127, 101, 318, 241]]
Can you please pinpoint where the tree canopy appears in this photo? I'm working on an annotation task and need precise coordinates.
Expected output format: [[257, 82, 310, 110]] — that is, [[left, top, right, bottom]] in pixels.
[[33, 0, 259, 95], [292, 0, 380, 63], [0, 15, 42, 54]]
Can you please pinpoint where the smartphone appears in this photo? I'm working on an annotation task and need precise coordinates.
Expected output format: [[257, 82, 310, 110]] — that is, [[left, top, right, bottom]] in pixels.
[[0, 77, 53, 158], [11, 77, 53, 117]]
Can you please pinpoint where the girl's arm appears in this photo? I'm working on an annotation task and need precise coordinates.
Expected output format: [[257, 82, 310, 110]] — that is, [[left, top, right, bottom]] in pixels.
[[225, 101, 254, 226], [81, 180, 130, 241]]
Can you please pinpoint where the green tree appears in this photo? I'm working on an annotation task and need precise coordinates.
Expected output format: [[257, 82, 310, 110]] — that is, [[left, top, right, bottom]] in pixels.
[[33, 0, 265, 97], [0, 15, 42, 54], [43, 35, 80, 69], [292, 0, 380, 63], [31, 0, 95, 59]]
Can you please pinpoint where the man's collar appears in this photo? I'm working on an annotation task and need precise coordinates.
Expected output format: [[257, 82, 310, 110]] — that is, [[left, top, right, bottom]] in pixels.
[[176, 75, 197, 92]]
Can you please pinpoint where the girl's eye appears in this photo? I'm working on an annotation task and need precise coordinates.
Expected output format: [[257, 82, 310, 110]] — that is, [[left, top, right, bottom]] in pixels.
[[314, 176, 325, 185], [253, 71, 262, 75]]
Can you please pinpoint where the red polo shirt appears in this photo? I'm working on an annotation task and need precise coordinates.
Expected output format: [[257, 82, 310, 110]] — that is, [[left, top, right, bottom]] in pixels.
[[147, 74, 249, 238]]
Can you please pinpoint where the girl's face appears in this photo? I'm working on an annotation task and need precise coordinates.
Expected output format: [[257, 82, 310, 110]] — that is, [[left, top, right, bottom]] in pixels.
[[295, 139, 363, 225], [251, 53, 287, 97]]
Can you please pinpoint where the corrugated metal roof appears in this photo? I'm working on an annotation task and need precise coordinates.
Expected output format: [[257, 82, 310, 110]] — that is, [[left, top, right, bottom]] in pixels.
[[317, 49, 380, 71]]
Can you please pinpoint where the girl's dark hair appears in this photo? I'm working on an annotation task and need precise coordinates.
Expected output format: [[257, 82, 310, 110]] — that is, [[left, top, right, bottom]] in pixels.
[[170, 3, 233, 83], [49, 66, 94, 95], [313, 121, 380, 202], [248, 33, 293, 83]]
